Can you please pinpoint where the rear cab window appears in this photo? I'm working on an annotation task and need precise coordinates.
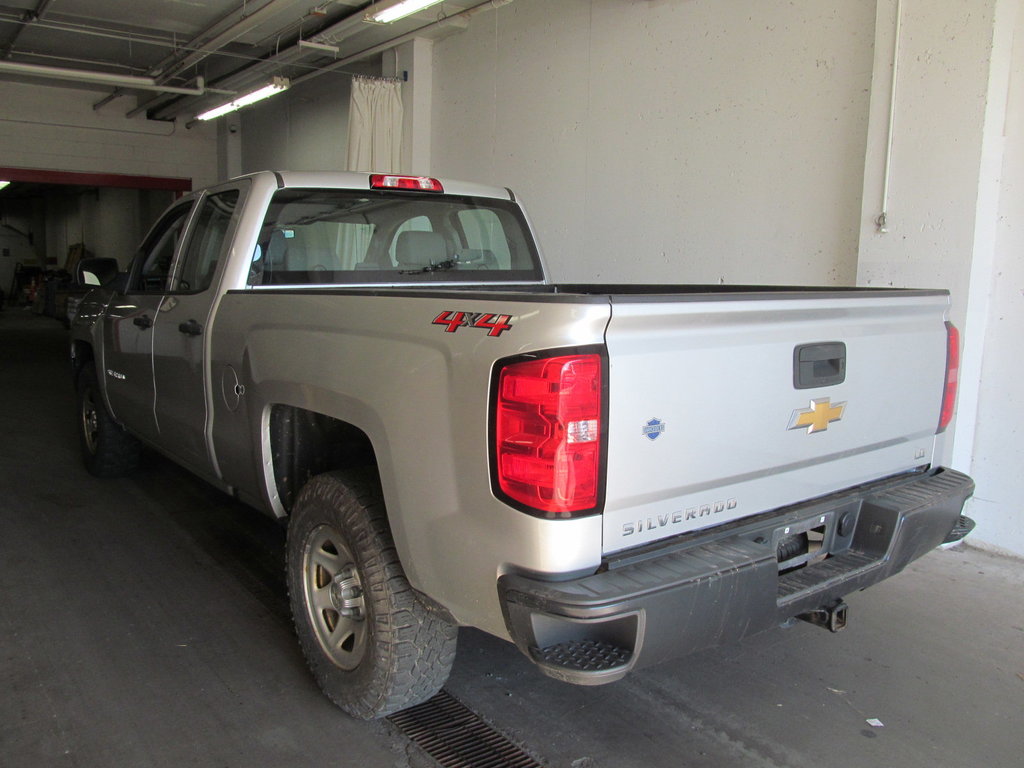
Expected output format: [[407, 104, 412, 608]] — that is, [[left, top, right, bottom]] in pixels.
[[248, 189, 543, 286]]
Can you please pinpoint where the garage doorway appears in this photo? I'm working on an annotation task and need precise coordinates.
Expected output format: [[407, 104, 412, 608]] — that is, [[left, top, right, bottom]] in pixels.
[[0, 167, 191, 318]]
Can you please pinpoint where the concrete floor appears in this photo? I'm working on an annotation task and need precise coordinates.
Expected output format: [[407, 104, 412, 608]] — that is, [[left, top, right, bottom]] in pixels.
[[1, 309, 1022, 768]]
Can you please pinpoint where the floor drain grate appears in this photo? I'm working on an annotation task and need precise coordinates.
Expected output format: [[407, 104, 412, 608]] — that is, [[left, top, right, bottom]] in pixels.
[[387, 689, 544, 768]]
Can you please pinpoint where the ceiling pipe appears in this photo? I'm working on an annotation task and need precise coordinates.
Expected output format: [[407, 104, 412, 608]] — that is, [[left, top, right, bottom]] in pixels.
[[0, 60, 208, 96], [150, 0, 311, 80], [166, 0, 510, 122], [123, 0, 358, 119], [144, 8, 370, 121], [291, 0, 512, 88], [96, 0, 311, 112]]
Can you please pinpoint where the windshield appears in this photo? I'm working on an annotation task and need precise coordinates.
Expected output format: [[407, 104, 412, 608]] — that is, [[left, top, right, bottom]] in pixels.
[[248, 188, 544, 286]]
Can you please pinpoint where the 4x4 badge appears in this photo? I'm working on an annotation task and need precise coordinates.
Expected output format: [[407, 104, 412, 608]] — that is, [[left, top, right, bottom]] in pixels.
[[432, 310, 513, 337], [788, 398, 846, 434]]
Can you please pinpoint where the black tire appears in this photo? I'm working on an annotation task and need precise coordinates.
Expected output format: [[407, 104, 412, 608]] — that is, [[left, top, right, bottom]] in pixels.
[[287, 470, 457, 719], [76, 367, 141, 477]]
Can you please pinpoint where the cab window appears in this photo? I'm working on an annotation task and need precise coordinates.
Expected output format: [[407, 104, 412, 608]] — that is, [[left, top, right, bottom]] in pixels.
[[172, 190, 241, 293], [133, 202, 194, 292]]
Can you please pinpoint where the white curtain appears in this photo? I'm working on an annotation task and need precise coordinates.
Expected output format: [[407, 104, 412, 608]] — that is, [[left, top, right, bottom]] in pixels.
[[346, 75, 403, 173]]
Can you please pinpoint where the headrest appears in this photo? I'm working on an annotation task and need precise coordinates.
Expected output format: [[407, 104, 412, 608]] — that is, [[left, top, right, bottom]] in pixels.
[[395, 231, 446, 267], [267, 230, 289, 267]]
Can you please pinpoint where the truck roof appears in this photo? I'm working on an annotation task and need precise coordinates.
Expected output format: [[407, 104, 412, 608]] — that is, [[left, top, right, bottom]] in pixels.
[[231, 170, 515, 202]]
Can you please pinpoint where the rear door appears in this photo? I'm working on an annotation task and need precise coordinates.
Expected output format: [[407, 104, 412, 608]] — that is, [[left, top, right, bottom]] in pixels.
[[151, 184, 245, 475], [601, 290, 951, 554]]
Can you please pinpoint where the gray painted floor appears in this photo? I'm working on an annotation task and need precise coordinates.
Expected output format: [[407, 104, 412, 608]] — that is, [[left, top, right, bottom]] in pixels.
[[1, 310, 1021, 768]]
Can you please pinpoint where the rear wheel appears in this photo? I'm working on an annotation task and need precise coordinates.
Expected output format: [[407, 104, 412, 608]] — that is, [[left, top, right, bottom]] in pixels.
[[287, 470, 457, 719], [76, 367, 141, 477]]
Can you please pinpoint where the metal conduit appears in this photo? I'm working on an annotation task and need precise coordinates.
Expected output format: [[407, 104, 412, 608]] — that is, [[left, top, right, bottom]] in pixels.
[[876, 0, 903, 234]]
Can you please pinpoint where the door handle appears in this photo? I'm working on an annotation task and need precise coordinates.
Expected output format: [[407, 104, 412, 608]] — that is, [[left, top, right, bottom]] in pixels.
[[794, 342, 846, 389], [133, 315, 153, 329], [178, 319, 203, 337]]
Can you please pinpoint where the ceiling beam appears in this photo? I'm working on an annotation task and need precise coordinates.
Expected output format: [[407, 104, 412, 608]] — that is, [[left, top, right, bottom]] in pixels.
[[141, 5, 372, 121], [93, 0, 313, 111], [1, 0, 56, 60]]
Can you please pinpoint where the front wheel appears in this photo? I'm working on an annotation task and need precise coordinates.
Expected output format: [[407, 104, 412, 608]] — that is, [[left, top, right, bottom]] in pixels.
[[76, 367, 140, 477], [287, 470, 457, 719]]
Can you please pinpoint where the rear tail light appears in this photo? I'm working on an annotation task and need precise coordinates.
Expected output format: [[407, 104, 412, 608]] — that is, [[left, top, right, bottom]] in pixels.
[[369, 174, 444, 192], [938, 322, 960, 433], [492, 352, 605, 517]]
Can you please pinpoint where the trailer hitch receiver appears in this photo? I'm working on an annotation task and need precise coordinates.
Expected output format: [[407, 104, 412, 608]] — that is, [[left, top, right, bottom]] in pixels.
[[798, 599, 848, 633]]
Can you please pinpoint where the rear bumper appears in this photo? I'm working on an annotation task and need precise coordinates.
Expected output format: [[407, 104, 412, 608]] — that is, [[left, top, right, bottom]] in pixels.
[[497, 467, 974, 685]]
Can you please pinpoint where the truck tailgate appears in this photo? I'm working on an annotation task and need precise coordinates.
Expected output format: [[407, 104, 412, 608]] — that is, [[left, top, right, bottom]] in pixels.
[[602, 290, 950, 555]]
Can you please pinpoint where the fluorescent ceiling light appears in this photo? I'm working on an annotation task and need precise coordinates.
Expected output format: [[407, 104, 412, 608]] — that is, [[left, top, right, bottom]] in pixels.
[[196, 77, 290, 121], [365, 0, 446, 24], [0, 181, 9, 191], [298, 39, 340, 54]]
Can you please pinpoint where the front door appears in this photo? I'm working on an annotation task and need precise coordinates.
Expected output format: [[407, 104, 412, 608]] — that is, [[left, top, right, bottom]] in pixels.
[[102, 200, 196, 444]]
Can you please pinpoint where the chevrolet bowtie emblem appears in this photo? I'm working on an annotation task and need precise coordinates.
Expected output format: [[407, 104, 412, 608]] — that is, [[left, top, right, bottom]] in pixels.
[[788, 398, 846, 434]]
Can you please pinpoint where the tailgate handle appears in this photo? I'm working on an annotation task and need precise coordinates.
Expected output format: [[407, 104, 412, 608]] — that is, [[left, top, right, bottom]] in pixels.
[[794, 342, 846, 389]]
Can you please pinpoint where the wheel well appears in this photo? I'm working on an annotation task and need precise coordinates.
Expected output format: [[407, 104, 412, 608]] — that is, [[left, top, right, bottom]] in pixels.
[[268, 404, 377, 514]]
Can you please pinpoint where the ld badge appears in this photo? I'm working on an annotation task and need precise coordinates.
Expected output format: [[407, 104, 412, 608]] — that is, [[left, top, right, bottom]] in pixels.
[[642, 418, 666, 441], [788, 398, 846, 434]]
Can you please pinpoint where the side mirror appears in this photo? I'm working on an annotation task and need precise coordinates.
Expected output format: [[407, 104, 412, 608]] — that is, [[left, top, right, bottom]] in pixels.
[[75, 257, 121, 287]]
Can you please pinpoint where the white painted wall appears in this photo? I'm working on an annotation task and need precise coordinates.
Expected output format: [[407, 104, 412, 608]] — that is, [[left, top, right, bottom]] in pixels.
[[387, 39, 433, 174], [240, 72, 354, 174], [857, 0, 995, 321], [1, 188, 174, 271], [431, 0, 876, 285], [0, 199, 45, 271], [0, 223, 38, 293], [856, 0, 1023, 556], [0, 81, 218, 187], [44, 195, 82, 267], [427, 0, 1022, 555], [83, 188, 173, 264], [963, 0, 1024, 555], [0, 80, 214, 270]]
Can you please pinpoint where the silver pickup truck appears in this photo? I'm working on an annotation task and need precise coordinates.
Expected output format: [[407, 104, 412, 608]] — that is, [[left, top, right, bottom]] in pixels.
[[70, 171, 975, 719]]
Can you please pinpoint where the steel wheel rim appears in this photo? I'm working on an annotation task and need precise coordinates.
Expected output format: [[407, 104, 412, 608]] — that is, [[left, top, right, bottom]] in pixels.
[[302, 524, 368, 670], [81, 387, 99, 455]]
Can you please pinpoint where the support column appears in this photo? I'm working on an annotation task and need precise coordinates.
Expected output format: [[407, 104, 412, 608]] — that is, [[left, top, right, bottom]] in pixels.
[[217, 116, 243, 180], [385, 37, 434, 175], [856, 0, 1024, 555]]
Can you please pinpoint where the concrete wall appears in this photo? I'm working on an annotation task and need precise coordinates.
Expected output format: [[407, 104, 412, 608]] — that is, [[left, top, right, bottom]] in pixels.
[[427, 0, 1022, 555], [857, 0, 995, 321], [0, 79, 214, 270], [240, 70, 358, 174], [856, 0, 1023, 555], [0, 81, 218, 187], [82, 188, 175, 265], [0, 203, 40, 292], [963, 0, 1023, 555], [431, 0, 876, 285], [19, 188, 173, 268], [43, 194, 83, 267]]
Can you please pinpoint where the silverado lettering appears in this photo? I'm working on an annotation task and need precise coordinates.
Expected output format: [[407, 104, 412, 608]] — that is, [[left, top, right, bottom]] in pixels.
[[622, 499, 739, 536]]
